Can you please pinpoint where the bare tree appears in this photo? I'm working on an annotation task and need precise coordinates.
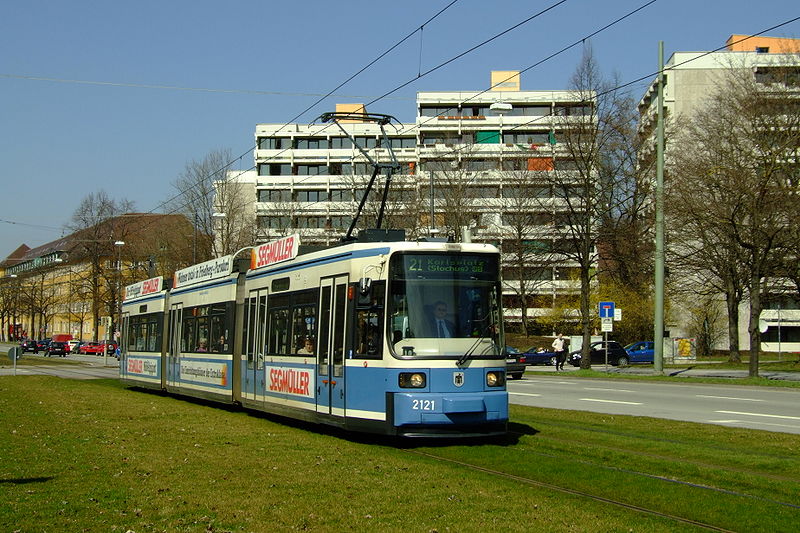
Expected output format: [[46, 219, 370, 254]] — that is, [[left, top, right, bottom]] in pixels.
[[498, 155, 555, 334], [66, 190, 135, 341], [171, 149, 255, 260], [545, 47, 639, 368], [668, 61, 800, 375]]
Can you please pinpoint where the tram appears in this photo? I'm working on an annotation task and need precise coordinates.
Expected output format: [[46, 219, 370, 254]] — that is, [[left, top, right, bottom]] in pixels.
[[120, 231, 509, 437]]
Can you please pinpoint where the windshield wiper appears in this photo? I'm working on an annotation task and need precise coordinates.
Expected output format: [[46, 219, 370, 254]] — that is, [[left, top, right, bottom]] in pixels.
[[457, 315, 497, 366]]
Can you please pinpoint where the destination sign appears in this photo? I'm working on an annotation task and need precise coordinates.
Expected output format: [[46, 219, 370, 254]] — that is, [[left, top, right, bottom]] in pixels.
[[394, 254, 497, 280]]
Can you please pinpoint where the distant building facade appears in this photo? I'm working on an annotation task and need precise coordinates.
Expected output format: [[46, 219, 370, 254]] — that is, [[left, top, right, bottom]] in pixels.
[[242, 71, 594, 329], [638, 35, 800, 352]]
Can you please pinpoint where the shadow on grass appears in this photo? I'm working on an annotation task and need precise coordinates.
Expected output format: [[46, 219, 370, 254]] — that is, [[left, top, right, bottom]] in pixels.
[[124, 385, 537, 447], [0, 476, 55, 484]]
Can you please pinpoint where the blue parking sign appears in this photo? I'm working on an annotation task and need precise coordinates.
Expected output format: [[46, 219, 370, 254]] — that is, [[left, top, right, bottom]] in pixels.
[[599, 301, 615, 318]]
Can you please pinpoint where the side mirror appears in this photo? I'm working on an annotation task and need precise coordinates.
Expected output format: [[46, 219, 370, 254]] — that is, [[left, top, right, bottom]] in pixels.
[[359, 277, 372, 295], [356, 277, 373, 309]]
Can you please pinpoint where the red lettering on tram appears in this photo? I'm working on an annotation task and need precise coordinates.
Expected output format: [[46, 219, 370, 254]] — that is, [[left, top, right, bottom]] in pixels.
[[268, 368, 310, 396]]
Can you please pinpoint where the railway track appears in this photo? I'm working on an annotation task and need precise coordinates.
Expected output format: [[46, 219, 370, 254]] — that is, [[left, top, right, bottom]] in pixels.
[[405, 446, 736, 532]]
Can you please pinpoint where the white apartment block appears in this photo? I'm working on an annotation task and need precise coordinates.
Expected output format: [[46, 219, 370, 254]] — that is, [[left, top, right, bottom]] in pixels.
[[242, 71, 594, 328], [637, 36, 800, 352]]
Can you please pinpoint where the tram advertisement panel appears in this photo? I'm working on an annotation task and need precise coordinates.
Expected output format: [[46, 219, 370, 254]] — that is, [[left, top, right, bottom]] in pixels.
[[266, 365, 314, 399], [126, 356, 159, 378], [180, 359, 229, 387]]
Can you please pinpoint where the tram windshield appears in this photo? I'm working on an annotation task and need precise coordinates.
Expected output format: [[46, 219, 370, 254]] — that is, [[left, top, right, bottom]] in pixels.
[[387, 252, 503, 358]]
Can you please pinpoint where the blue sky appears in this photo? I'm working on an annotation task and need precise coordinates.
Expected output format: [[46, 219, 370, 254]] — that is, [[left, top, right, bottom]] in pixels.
[[1, 0, 798, 259]]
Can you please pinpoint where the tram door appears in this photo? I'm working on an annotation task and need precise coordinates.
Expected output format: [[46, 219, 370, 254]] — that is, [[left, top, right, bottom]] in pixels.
[[243, 289, 267, 402], [168, 303, 183, 387], [119, 312, 129, 378], [316, 275, 348, 416]]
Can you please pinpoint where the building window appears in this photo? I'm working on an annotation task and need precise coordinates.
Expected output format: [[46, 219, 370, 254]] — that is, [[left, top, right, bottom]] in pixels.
[[296, 190, 329, 202], [389, 137, 416, 149], [258, 137, 289, 150], [330, 137, 353, 149], [295, 137, 329, 149], [328, 216, 350, 229], [296, 216, 327, 229], [257, 216, 292, 229], [419, 105, 460, 117], [258, 189, 292, 202], [258, 163, 292, 176], [503, 132, 549, 145], [296, 164, 328, 176], [756, 46, 770, 53], [330, 189, 353, 202], [354, 136, 380, 149]]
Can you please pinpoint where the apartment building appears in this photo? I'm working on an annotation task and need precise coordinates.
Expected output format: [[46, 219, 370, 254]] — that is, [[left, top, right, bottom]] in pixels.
[[247, 71, 593, 329], [637, 35, 800, 352]]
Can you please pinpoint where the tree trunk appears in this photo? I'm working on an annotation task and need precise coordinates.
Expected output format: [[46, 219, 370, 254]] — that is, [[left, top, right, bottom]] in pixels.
[[747, 271, 761, 378], [724, 281, 741, 363]]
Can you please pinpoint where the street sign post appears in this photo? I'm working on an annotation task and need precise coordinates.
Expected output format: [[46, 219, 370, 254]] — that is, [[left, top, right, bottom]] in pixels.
[[599, 301, 615, 319]]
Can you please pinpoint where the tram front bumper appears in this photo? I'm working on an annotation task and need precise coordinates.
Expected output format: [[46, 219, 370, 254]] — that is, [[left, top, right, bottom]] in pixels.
[[392, 391, 508, 426]]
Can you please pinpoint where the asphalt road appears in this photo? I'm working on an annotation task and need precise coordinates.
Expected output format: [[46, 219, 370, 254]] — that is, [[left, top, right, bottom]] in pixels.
[[1, 348, 119, 379], [508, 373, 800, 434], [4, 344, 799, 434]]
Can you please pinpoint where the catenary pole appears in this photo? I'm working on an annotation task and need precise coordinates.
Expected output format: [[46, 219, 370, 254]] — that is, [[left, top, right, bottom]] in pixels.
[[654, 41, 665, 374]]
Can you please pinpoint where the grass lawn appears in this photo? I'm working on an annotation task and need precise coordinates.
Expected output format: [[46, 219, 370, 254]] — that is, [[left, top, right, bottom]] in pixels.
[[2, 376, 799, 531]]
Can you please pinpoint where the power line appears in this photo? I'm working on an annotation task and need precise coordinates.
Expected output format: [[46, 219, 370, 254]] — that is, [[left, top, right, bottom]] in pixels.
[[0, 73, 414, 101]]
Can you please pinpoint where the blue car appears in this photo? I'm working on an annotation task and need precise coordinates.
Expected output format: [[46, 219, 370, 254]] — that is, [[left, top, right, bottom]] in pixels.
[[522, 347, 558, 366], [624, 341, 655, 364]]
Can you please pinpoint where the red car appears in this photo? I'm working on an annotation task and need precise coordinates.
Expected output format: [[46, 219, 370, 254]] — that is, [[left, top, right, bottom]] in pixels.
[[79, 341, 117, 355]]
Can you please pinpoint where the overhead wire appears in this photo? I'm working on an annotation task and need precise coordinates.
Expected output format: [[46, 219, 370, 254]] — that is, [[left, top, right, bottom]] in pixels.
[[129, 0, 575, 231], [282, 11, 800, 220]]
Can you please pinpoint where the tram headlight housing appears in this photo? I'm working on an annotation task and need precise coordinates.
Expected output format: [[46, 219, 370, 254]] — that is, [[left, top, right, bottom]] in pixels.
[[486, 371, 505, 387], [399, 372, 426, 388]]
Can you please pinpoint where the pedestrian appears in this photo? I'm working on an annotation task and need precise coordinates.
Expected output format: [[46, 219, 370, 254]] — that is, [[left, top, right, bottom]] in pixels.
[[552, 333, 566, 370]]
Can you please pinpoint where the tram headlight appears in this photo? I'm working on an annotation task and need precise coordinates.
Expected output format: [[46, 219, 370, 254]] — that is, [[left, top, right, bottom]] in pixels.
[[399, 372, 426, 388], [486, 371, 505, 387]]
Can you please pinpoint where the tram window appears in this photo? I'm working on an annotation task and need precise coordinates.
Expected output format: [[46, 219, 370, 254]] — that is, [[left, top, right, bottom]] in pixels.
[[332, 283, 347, 375], [355, 282, 384, 360], [272, 278, 290, 292], [318, 285, 331, 369], [267, 294, 290, 355], [126, 314, 162, 353], [181, 315, 196, 353], [245, 297, 257, 368]]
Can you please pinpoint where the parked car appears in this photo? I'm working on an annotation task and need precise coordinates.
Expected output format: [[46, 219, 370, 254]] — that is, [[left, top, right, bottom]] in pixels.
[[20, 339, 39, 353], [522, 347, 558, 366], [80, 341, 117, 355], [505, 346, 527, 380], [36, 339, 51, 352], [624, 341, 655, 364], [568, 340, 630, 367], [79, 342, 104, 355], [47, 341, 69, 357], [67, 340, 81, 353]]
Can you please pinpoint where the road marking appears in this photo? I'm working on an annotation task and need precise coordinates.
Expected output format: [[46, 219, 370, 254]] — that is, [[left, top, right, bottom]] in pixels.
[[580, 398, 643, 405], [521, 380, 577, 385], [509, 392, 542, 397], [710, 418, 800, 430], [584, 387, 634, 393], [716, 410, 800, 421], [697, 395, 763, 402]]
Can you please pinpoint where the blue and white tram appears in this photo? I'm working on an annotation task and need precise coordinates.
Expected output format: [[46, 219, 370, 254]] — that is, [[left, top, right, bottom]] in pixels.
[[120, 233, 509, 437]]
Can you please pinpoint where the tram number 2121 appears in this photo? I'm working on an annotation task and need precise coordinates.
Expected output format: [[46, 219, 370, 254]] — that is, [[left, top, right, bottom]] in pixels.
[[412, 399, 436, 411]]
